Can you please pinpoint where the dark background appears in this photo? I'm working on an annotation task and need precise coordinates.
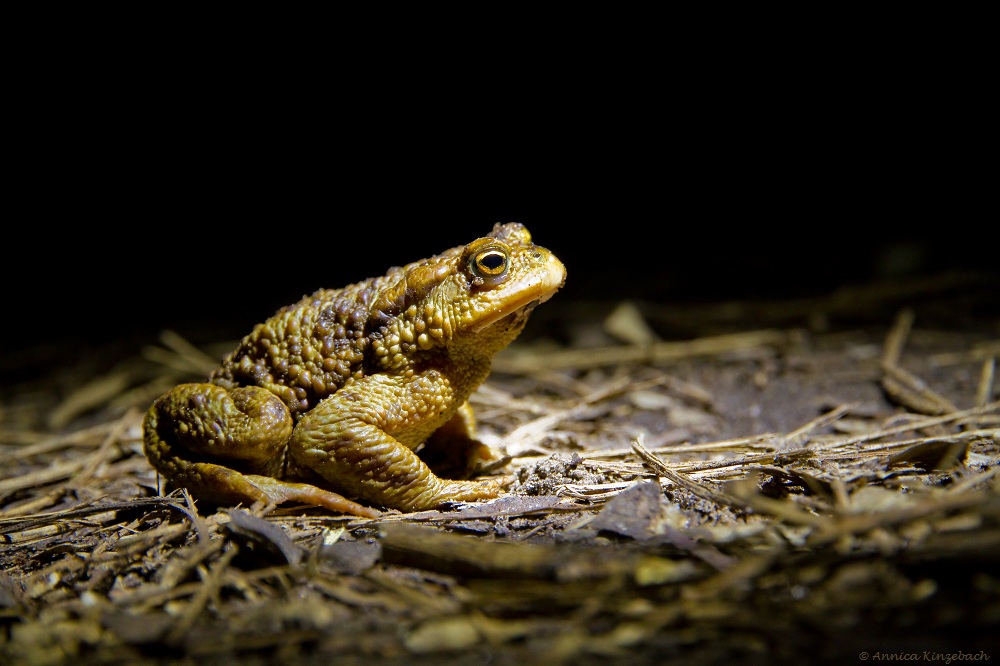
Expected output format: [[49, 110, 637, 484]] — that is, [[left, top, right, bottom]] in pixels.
[[4, 76, 996, 366], [5, 151, 994, 359], [4, 29, 995, 373]]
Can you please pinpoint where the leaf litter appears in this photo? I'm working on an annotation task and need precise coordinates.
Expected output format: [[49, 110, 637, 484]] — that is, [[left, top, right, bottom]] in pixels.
[[2, 280, 999, 665]]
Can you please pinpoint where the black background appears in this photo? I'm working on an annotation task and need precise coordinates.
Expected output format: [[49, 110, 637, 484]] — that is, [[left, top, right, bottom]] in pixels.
[[6, 156, 994, 356], [4, 87, 996, 362]]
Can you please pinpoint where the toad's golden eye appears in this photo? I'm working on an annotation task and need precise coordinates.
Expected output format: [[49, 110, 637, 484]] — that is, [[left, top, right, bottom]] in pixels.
[[470, 247, 510, 283]]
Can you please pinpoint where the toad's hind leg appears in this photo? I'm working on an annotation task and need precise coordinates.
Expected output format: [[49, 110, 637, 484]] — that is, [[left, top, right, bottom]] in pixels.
[[142, 383, 379, 518]]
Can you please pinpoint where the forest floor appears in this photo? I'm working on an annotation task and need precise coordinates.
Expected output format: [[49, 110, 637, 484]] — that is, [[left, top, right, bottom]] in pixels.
[[2, 271, 999, 665]]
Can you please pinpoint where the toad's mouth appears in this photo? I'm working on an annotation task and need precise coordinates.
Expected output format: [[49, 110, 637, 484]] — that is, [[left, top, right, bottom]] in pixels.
[[497, 300, 539, 328], [471, 294, 548, 333]]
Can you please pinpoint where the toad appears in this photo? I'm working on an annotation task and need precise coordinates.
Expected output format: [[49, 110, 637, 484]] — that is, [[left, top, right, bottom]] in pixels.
[[142, 223, 566, 517]]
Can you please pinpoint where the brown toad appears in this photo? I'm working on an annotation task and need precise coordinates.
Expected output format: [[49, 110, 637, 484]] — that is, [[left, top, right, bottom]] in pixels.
[[142, 223, 566, 517]]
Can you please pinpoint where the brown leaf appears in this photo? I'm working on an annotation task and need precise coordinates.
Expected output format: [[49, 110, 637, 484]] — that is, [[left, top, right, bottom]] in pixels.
[[224, 508, 304, 565], [887, 438, 970, 471], [589, 480, 664, 540]]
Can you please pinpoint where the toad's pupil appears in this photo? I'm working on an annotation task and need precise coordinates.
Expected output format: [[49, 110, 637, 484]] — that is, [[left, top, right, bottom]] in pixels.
[[480, 252, 505, 271]]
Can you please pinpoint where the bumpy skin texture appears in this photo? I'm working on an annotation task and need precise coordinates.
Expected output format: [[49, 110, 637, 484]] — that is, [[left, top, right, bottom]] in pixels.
[[143, 223, 566, 516]]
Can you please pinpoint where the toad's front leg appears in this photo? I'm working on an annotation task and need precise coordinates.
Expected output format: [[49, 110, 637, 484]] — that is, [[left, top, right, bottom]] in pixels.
[[289, 372, 503, 512]]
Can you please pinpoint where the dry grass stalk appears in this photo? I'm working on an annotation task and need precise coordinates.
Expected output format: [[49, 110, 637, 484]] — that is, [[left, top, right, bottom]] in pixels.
[[494, 329, 795, 373]]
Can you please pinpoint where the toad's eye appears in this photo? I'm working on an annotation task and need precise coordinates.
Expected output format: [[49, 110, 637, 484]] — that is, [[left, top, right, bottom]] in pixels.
[[470, 247, 510, 283]]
